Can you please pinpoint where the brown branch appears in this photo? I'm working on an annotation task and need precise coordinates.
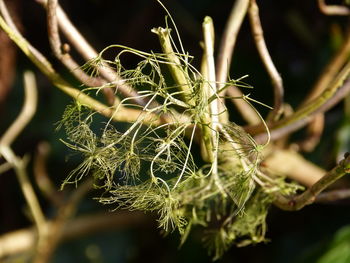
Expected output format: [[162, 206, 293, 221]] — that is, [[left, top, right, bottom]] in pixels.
[[318, 0, 350, 16], [0, 71, 47, 240], [36, 0, 147, 107], [33, 141, 63, 207], [274, 153, 350, 211], [216, 0, 260, 125], [0, 71, 37, 147], [304, 27, 350, 105], [250, 62, 350, 144], [297, 26, 350, 151], [34, 179, 93, 263], [0, 9, 165, 126], [297, 114, 325, 152], [0, 211, 148, 259], [45, 0, 115, 105], [262, 148, 325, 187], [316, 188, 350, 203], [248, 0, 284, 121]]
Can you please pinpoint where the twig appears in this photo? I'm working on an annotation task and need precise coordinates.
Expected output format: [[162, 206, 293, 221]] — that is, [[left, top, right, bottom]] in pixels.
[[36, 0, 146, 107], [297, 26, 350, 151], [0, 211, 148, 259], [0, 0, 54, 78], [318, 0, 350, 16], [203, 16, 221, 189], [33, 141, 63, 207], [0, 71, 37, 147], [0, 12, 163, 126], [0, 162, 12, 174], [248, 0, 284, 121], [316, 189, 350, 203], [298, 114, 325, 152], [152, 27, 194, 105], [34, 179, 93, 263], [35, 0, 96, 62], [274, 153, 350, 211], [0, 0, 19, 34], [216, 0, 259, 125], [304, 27, 350, 105], [45, 0, 115, 105], [251, 59, 350, 143], [262, 148, 325, 187], [0, 71, 47, 239]]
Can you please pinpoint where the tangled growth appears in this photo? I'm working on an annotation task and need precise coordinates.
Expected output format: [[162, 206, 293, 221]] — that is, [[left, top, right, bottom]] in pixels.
[[58, 13, 301, 260]]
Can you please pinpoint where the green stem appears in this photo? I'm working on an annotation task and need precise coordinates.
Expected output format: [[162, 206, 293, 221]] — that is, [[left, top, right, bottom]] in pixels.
[[152, 27, 194, 105], [252, 59, 350, 142], [0, 15, 161, 125], [203, 16, 225, 194], [274, 153, 350, 211]]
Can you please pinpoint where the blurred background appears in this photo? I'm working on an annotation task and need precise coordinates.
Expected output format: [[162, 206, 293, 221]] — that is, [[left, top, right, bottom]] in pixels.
[[1, 0, 350, 262]]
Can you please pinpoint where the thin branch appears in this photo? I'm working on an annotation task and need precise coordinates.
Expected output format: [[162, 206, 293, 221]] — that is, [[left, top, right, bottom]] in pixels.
[[0, 211, 148, 259], [251, 59, 350, 143], [318, 0, 350, 16], [0, 12, 163, 126], [216, 0, 260, 125], [35, 0, 95, 61], [36, 0, 146, 107], [152, 27, 194, 105], [0, 0, 19, 34], [33, 142, 63, 207], [297, 25, 350, 151], [226, 86, 261, 125], [46, 0, 60, 57], [316, 188, 350, 203], [304, 27, 350, 105], [203, 16, 220, 181], [0, 0, 54, 78], [274, 153, 350, 211], [248, 0, 284, 121], [297, 114, 325, 152], [34, 179, 93, 263], [0, 71, 47, 239], [0, 162, 12, 174], [262, 148, 325, 187], [45, 0, 115, 105], [0, 71, 37, 147], [216, 0, 249, 84], [4, 151, 47, 239]]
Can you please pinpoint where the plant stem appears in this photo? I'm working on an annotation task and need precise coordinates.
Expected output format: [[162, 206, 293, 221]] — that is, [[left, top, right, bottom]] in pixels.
[[34, 179, 93, 263], [316, 189, 350, 203], [0, 71, 47, 240], [2, 149, 47, 238], [248, 0, 284, 121], [251, 60, 350, 143], [0, 211, 147, 259], [36, 0, 145, 106], [274, 154, 350, 211], [199, 51, 214, 162], [0, 14, 161, 126], [0, 71, 37, 147], [33, 142, 63, 207], [46, 0, 114, 103], [203, 16, 224, 193], [216, 0, 259, 125], [317, 0, 350, 15], [152, 27, 194, 106]]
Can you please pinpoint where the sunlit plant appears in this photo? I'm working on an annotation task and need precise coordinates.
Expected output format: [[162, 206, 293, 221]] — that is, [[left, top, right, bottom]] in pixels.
[[57, 3, 301, 259], [1, 0, 350, 261]]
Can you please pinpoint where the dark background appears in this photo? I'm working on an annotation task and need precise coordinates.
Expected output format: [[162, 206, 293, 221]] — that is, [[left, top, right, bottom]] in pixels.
[[1, 0, 349, 262]]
